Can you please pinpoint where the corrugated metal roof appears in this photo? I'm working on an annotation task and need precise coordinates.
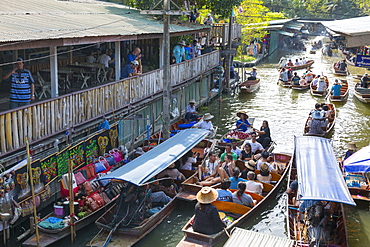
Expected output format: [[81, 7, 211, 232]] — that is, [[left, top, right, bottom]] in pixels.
[[0, 0, 207, 43], [321, 16, 370, 36], [224, 228, 294, 247]]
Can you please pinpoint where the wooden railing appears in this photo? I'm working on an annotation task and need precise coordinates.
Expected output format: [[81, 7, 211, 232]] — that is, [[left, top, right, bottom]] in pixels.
[[0, 51, 220, 156], [211, 23, 243, 46]]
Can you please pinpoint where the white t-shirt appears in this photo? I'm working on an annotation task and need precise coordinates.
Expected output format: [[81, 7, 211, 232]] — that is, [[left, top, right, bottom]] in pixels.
[[242, 140, 264, 153], [180, 157, 197, 170], [97, 54, 111, 68], [231, 147, 242, 156], [193, 120, 214, 131], [205, 160, 219, 175], [317, 80, 326, 91], [245, 180, 263, 195]]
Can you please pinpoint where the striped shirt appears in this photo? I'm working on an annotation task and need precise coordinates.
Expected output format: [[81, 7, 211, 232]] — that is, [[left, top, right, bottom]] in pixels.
[[8, 69, 35, 103]]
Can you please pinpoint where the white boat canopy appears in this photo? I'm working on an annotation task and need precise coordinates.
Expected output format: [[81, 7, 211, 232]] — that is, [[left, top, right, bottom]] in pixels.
[[100, 129, 209, 186], [343, 145, 370, 173], [294, 136, 355, 206]]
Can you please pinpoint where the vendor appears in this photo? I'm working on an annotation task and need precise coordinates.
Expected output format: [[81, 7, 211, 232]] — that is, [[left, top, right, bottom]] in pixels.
[[192, 187, 226, 235], [344, 142, 358, 160], [254, 120, 271, 149], [236, 111, 252, 132]]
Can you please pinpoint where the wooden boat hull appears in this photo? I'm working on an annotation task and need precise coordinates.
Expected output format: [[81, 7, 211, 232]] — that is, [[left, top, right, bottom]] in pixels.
[[310, 76, 329, 97], [90, 197, 179, 247], [278, 80, 292, 88], [291, 84, 309, 91], [329, 79, 349, 102], [354, 84, 370, 103], [333, 63, 349, 76], [303, 103, 336, 137], [239, 79, 260, 93], [178, 154, 292, 246], [287, 166, 349, 246], [23, 198, 117, 247], [283, 60, 314, 71]]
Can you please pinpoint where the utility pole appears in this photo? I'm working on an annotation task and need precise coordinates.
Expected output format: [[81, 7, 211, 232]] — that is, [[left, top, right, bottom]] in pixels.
[[141, 1, 190, 140]]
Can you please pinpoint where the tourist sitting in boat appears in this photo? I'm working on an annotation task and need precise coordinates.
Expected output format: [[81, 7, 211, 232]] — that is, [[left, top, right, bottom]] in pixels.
[[180, 150, 198, 170], [361, 73, 370, 88], [184, 99, 199, 123], [302, 57, 307, 64], [291, 72, 300, 86], [216, 179, 233, 201], [156, 163, 186, 181], [245, 171, 263, 195], [306, 110, 326, 135], [235, 111, 253, 132], [310, 103, 322, 115], [330, 79, 342, 96], [198, 151, 219, 181], [286, 59, 294, 67], [294, 59, 300, 66], [134, 147, 145, 159], [232, 182, 255, 207], [152, 175, 178, 198], [344, 142, 358, 160], [230, 140, 242, 157], [229, 168, 247, 190], [256, 151, 275, 171], [254, 120, 271, 149], [192, 113, 214, 131], [338, 59, 347, 71], [193, 187, 226, 235], [220, 144, 238, 162], [287, 68, 293, 80], [311, 75, 320, 87], [241, 132, 264, 155], [321, 104, 333, 123], [279, 68, 288, 83], [240, 160, 256, 179], [239, 143, 254, 162], [317, 77, 327, 91], [305, 69, 314, 83], [245, 67, 257, 80], [257, 163, 272, 184], [197, 155, 232, 186]]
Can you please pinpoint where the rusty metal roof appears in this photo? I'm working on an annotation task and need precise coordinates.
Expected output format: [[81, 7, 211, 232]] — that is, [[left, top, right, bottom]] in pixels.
[[0, 0, 207, 44], [224, 228, 294, 247]]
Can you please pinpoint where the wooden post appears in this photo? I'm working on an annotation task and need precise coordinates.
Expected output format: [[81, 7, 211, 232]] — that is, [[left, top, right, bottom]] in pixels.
[[225, 14, 234, 92], [115, 41, 121, 81], [162, 0, 171, 140], [68, 159, 76, 243], [50, 46, 59, 98], [26, 137, 40, 247]]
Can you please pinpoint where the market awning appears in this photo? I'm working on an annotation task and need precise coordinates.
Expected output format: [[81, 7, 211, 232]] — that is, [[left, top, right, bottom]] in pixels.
[[294, 136, 355, 206], [100, 129, 209, 186], [274, 30, 295, 37], [343, 145, 370, 173]]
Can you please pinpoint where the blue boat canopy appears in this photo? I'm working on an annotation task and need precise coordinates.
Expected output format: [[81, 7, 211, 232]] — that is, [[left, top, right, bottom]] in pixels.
[[294, 136, 355, 206], [343, 145, 370, 173], [100, 129, 209, 186]]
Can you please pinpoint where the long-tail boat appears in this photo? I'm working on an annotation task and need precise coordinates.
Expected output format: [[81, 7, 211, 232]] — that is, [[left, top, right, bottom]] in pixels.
[[177, 152, 291, 246], [287, 136, 354, 247]]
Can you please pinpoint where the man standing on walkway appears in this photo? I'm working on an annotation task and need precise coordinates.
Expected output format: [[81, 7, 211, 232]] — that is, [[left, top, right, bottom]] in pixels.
[[172, 41, 186, 63], [97, 50, 113, 81], [3, 58, 35, 109]]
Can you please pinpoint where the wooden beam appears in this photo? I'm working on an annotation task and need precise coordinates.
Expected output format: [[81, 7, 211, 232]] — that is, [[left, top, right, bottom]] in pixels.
[[140, 10, 191, 15]]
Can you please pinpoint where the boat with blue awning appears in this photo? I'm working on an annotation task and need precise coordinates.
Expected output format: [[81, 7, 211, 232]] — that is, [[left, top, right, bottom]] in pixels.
[[287, 136, 354, 247], [88, 129, 212, 247]]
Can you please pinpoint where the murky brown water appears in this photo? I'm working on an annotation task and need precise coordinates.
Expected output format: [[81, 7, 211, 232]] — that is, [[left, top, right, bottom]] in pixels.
[[52, 38, 370, 247]]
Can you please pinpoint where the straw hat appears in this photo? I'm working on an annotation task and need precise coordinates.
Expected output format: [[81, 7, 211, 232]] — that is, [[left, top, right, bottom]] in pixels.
[[347, 142, 358, 151], [252, 67, 257, 70], [203, 113, 214, 121], [179, 40, 186, 46], [196, 187, 218, 204], [246, 161, 256, 171], [189, 99, 196, 104], [311, 110, 324, 119], [135, 147, 145, 155], [260, 163, 269, 173], [236, 111, 247, 118]]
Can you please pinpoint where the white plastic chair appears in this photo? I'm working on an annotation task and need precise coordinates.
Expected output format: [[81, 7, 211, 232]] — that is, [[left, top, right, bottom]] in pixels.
[[37, 72, 51, 99]]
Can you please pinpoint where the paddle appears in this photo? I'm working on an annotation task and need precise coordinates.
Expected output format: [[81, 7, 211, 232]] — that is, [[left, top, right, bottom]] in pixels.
[[224, 228, 231, 238]]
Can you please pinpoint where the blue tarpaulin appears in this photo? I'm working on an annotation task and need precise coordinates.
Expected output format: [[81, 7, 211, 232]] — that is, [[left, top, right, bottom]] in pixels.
[[100, 129, 209, 186], [294, 136, 355, 206], [343, 145, 370, 173]]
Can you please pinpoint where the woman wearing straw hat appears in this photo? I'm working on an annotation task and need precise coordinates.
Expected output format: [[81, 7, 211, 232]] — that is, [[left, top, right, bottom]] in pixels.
[[245, 67, 258, 80], [193, 187, 226, 235], [236, 111, 252, 132], [184, 99, 199, 123], [192, 113, 214, 131]]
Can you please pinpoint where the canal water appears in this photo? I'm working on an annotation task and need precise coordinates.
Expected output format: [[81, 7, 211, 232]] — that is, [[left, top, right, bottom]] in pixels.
[[138, 41, 370, 247], [51, 40, 370, 247]]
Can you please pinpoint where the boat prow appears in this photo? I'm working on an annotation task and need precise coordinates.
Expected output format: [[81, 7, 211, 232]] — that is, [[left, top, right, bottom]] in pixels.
[[238, 79, 260, 93]]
